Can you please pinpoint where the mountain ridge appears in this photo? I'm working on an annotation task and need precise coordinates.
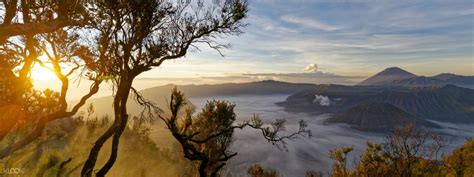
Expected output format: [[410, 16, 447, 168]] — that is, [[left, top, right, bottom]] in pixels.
[[83, 80, 318, 116], [82, 79, 474, 132], [325, 102, 440, 132], [358, 67, 473, 88], [357, 67, 418, 86], [278, 84, 474, 123]]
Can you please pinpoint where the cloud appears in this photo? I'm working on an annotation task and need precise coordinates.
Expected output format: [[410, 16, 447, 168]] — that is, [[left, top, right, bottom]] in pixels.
[[231, 1, 473, 75], [304, 64, 318, 73], [313, 94, 331, 106], [249, 15, 299, 34], [280, 15, 339, 31], [138, 0, 474, 82]]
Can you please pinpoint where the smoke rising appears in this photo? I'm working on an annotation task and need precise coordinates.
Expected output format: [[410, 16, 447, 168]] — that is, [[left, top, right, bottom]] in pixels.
[[313, 94, 331, 106], [304, 64, 318, 73]]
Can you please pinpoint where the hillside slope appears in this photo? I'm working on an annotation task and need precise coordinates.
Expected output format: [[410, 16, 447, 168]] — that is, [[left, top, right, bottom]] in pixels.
[[358, 67, 474, 88], [357, 67, 417, 86], [84, 80, 317, 116], [278, 84, 474, 123], [325, 102, 439, 132]]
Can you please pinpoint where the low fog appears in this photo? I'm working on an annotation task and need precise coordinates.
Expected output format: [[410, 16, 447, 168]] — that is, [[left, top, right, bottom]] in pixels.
[[84, 94, 473, 176], [185, 95, 473, 176]]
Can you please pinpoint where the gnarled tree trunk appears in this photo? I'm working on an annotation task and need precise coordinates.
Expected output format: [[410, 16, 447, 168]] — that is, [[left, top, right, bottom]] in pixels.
[[81, 76, 133, 177], [96, 77, 133, 176], [199, 159, 209, 177]]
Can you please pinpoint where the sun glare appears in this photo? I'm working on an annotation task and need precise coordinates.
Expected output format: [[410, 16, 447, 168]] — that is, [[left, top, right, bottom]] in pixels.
[[30, 64, 57, 82]]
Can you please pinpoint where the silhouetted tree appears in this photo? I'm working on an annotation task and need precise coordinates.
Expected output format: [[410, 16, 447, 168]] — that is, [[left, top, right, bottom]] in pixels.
[[0, 3, 105, 158], [79, 1, 249, 176], [0, 59, 30, 141], [0, 0, 89, 43], [160, 88, 311, 177]]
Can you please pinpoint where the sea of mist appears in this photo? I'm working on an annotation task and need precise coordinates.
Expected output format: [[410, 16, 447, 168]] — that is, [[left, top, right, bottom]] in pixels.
[[183, 94, 474, 177], [86, 93, 473, 176]]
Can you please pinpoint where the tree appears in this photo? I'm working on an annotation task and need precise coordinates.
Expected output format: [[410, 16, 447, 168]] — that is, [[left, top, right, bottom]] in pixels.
[[160, 88, 311, 177], [0, 27, 104, 159], [444, 138, 474, 177], [0, 0, 89, 43], [247, 164, 280, 177], [0, 59, 30, 141], [327, 124, 448, 177], [352, 142, 391, 176], [0, 105, 196, 176], [305, 170, 323, 177], [0, 1, 105, 158], [329, 146, 353, 177], [79, 1, 249, 176], [383, 124, 445, 176]]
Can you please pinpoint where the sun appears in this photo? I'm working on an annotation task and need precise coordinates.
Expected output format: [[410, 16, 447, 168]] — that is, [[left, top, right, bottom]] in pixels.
[[30, 64, 58, 82]]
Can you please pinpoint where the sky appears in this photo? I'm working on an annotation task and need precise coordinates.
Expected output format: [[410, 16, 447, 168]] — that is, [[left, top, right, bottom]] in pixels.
[[139, 0, 473, 79], [31, 0, 474, 99]]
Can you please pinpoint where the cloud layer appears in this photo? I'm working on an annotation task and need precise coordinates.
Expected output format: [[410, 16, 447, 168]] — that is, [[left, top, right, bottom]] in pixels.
[[274, 1, 470, 74], [143, 0, 473, 78], [36, 0, 474, 99]]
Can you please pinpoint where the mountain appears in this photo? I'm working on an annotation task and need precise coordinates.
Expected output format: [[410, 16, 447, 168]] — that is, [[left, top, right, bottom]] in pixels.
[[85, 80, 318, 116], [433, 73, 469, 81], [369, 85, 474, 122], [357, 67, 417, 86], [278, 84, 474, 123], [277, 84, 386, 114], [358, 67, 474, 89], [390, 76, 445, 86], [325, 102, 440, 132], [139, 80, 316, 98], [389, 74, 474, 88], [432, 73, 474, 88]]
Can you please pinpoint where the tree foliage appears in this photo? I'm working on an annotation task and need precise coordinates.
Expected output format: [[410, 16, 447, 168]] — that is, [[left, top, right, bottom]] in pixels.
[[247, 164, 280, 177], [79, 1, 250, 176], [323, 124, 472, 177], [161, 88, 311, 177], [1, 1, 251, 176], [0, 108, 194, 177], [329, 146, 353, 177], [0, 4, 103, 159], [444, 138, 474, 177], [0, 0, 89, 43]]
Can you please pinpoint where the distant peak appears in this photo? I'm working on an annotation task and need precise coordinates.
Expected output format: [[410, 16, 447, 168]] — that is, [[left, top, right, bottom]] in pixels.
[[385, 66, 403, 70], [378, 67, 416, 76], [258, 79, 278, 82], [433, 73, 457, 78], [438, 73, 455, 76], [255, 80, 285, 84], [357, 67, 417, 86]]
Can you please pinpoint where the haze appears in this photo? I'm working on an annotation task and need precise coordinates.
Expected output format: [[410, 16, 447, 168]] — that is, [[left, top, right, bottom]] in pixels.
[[2, 0, 473, 176], [32, 0, 474, 100]]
